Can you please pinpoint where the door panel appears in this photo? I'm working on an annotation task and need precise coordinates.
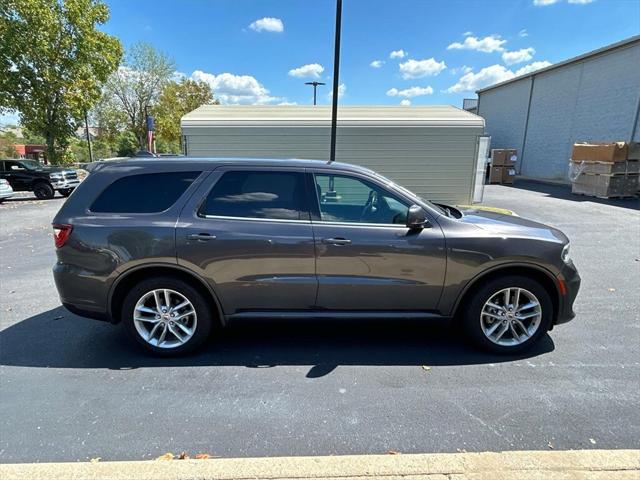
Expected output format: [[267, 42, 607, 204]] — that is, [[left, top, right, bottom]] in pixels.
[[176, 168, 317, 315], [311, 171, 446, 311]]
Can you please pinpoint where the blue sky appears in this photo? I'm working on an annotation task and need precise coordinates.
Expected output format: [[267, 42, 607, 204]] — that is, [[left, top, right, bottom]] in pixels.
[[1, 0, 639, 124]]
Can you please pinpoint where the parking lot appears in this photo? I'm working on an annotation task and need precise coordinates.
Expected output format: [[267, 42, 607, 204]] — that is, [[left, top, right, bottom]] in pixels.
[[0, 183, 639, 463]]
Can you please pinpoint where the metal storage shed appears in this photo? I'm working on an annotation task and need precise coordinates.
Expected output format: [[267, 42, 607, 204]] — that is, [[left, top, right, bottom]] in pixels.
[[180, 105, 485, 205]]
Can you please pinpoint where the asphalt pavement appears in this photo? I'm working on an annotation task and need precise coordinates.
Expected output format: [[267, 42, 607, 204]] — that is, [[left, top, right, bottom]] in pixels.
[[0, 183, 639, 463]]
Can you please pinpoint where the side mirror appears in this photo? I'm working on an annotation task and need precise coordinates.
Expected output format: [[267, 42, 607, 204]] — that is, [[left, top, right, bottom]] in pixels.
[[406, 204, 429, 230]]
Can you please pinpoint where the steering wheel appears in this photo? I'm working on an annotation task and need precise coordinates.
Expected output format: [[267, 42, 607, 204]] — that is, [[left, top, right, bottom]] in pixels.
[[360, 191, 375, 221]]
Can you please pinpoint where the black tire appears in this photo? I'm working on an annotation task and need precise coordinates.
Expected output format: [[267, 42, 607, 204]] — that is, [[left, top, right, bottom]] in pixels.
[[33, 182, 55, 200], [122, 276, 214, 356], [58, 188, 74, 197], [462, 275, 553, 354]]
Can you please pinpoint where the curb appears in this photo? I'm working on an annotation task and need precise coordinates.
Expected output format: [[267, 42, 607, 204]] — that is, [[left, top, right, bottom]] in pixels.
[[1, 449, 639, 480]]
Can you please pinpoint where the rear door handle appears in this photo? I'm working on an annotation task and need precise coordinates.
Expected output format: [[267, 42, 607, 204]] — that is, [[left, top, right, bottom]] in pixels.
[[321, 237, 351, 245], [187, 233, 216, 241]]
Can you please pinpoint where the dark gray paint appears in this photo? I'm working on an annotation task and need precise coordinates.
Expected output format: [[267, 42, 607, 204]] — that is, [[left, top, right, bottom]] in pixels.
[[52, 157, 578, 327]]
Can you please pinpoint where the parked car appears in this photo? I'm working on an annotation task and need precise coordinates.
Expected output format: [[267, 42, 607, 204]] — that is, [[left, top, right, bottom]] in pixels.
[[0, 159, 80, 199], [0, 178, 13, 202], [52, 158, 580, 356]]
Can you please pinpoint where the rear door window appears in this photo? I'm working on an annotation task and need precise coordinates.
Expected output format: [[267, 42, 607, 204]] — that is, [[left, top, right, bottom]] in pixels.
[[91, 171, 200, 213], [200, 170, 309, 221]]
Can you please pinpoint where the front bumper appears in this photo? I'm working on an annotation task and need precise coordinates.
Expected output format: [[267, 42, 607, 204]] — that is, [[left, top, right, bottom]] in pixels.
[[555, 260, 581, 325], [51, 179, 80, 190]]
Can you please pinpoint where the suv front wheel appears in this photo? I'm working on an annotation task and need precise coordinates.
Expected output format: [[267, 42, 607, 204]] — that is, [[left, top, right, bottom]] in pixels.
[[462, 275, 553, 354], [122, 277, 214, 356]]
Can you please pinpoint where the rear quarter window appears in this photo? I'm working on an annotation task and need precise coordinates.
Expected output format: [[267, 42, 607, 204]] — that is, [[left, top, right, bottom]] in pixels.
[[90, 171, 200, 213]]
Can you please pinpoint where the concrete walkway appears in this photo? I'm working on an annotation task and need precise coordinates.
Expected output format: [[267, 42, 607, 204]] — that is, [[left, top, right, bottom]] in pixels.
[[2, 449, 639, 480]]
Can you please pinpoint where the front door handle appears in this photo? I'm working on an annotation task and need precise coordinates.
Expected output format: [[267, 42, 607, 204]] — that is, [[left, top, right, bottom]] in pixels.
[[187, 233, 216, 241], [321, 237, 351, 246]]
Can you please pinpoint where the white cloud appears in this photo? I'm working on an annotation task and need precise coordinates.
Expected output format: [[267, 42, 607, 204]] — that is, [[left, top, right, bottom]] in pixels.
[[248, 17, 284, 33], [463, 31, 473, 37], [399, 58, 446, 79], [502, 47, 535, 65], [278, 101, 298, 106], [446, 64, 515, 93], [445, 60, 553, 93], [518, 29, 529, 37], [191, 70, 278, 104], [386, 86, 434, 98], [327, 83, 346, 99], [515, 60, 552, 75], [288, 63, 324, 78], [451, 65, 473, 75], [370, 59, 384, 68], [389, 49, 407, 59], [447, 35, 507, 53], [400, 99, 411, 106]]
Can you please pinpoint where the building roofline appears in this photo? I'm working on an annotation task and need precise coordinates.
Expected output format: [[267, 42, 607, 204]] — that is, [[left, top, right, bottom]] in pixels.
[[476, 35, 640, 94]]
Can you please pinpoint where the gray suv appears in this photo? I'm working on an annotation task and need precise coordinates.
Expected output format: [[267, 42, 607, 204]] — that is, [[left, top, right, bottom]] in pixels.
[[52, 158, 580, 356]]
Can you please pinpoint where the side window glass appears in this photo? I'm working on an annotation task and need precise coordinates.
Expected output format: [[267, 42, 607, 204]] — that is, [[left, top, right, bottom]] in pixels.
[[91, 171, 200, 213], [314, 174, 409, 225], [201, 171, 309, 221]]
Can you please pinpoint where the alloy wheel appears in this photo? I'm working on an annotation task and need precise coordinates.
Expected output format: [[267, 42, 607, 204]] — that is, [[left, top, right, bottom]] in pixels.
[[133, 289, 197, 349], [480, 287, 542, 347]]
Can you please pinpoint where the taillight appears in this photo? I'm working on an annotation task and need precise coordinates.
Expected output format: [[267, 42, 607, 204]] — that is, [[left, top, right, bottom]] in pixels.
[[52, 224, 73, 248]]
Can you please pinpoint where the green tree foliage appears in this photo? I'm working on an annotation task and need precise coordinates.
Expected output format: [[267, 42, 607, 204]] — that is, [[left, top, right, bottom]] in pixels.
[[0, 0, 123, 163], [103, 43, 175, 149], [154, 78, 216, 152]]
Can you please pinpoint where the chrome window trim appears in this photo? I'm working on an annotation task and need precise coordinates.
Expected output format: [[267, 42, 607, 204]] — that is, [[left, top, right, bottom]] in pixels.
[[311, 220, 408, 229], [201, 214, 312, 224]]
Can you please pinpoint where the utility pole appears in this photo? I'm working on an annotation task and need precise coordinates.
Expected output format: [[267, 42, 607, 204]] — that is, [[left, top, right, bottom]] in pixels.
[[329, 0, 342, 164], [305, 81, 326, 105], [84, 110, 93, 163]]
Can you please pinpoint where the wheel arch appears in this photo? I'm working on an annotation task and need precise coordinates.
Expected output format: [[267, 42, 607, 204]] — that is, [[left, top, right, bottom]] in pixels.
[[451, 263, 559, 326], [108, 264, 225, 325]]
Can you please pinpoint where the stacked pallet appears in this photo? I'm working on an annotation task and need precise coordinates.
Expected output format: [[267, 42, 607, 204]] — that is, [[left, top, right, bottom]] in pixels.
[[489, 149, 517, 185], [570, 142, 639, 199]]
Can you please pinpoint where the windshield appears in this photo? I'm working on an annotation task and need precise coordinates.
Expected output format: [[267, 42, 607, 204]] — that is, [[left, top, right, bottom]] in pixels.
[[19, 160, 43, 170]]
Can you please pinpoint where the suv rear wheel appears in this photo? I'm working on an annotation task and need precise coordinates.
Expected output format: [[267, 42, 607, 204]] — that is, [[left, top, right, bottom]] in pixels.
[[33, 182, 55, 200], [462, 275, 552, 354], [122, 277, 214, 356]]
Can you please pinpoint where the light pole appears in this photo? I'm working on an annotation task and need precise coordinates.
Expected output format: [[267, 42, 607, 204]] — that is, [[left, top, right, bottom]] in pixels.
[[305, 81, 326, 106], [84, 110, 93, 163], [329, 0, 342, 164]]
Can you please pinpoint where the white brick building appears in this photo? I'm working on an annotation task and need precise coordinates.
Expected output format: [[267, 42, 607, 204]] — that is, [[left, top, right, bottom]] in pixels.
[[477, 36, 640, 182]]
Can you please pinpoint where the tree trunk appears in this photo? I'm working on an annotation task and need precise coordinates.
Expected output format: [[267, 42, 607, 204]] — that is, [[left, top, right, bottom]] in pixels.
[[46, 132, 57, 165]]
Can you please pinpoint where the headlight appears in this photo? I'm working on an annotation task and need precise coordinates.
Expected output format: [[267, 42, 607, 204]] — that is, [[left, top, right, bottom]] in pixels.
[[561, 243, 571, 263]]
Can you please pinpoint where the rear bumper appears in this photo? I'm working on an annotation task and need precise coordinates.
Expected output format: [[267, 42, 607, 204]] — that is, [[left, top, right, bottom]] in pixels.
[[555, 261, 581, 325], [53, 262, 110, 321]]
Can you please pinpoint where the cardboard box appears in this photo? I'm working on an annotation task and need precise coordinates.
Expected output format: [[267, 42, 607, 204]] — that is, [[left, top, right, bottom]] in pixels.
[[489, 166, 503, 184], [502, 166, 516, 184], [571, 173, 639, 198], [491, 149, 518, 167], [571, 142, 628, 163], [571, 160, 640, 175]]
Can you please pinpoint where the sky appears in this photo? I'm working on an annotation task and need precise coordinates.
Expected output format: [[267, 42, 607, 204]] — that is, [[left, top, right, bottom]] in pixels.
[[2, 0, 639, 124]]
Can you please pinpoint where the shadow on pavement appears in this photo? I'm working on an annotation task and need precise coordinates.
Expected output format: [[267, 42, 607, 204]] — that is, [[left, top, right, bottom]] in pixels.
[[510, 180, 639, 210], [0, 306, 555, 376]]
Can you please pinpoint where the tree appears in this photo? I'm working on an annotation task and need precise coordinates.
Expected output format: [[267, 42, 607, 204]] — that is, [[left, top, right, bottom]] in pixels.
[[0, 0, 122, 163], [154, 78, 216, 153], [104, 43, 175, 149]]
